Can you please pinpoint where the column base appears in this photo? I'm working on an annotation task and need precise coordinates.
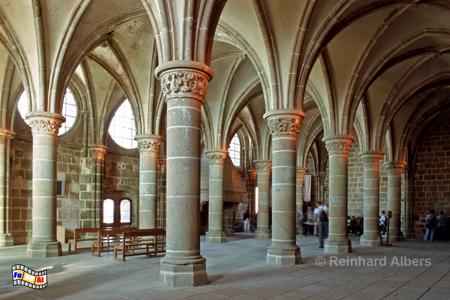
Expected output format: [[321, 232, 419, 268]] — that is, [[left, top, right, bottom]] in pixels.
[[160, 257, 208, 287], [27, 240, 62, 257], [360, 234, 381, 247], [0, 233, 13, 247], [389, 231, 404, 241], [205, 231, 226, 243], [255, 228, 271, 239], [266, 244, 301, 265], [324, 237, 352, 254]]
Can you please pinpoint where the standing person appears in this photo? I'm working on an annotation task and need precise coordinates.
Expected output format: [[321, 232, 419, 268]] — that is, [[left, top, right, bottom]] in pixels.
[[315, 202, 328, 248], [243, 210, 250, 233], [436, 210, 447, 241], [379, 211, 387, 235], [424, 209, 436, 241]]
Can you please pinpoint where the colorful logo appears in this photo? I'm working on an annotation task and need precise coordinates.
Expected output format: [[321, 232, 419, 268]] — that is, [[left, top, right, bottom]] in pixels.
[[11, 264, 48, 289]]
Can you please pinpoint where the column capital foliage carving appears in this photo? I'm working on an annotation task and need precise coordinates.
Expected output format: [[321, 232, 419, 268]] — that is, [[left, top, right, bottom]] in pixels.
[[296, 167, 308, 175], [156, 61, 213, 102], [205, 150, 227, 164], [360, 151, 384, 165], [89, 145, 108, 161], [136, 135, 162, 153], [253, 160, 271, 173], [324, 136, 354, 156], [264, 110, 304, 137], [0, 128, 15, 139], [384, 161, 406, 173], [26, 112, 65, 136]]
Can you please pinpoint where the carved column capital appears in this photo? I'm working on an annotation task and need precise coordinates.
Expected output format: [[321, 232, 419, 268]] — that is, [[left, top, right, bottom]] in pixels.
[[136, 135, 163, 153], [263, 110, 304, 137], [26, 112, 65, 136], [156, 61, 213, 102], [383, 161, 406, 175], [205, 150, 227, 165], [360, 151, 384, 165], [324, 136, 354, 156], [253, 160, 271, 173], [89, 144, 108, 161], [297, 167, 308, 177], [0, 128, 15, 140]]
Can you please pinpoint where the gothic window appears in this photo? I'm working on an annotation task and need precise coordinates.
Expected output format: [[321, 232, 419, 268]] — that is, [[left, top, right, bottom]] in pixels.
[[103, 198, 132, 227], [102, 199, 115, 225], [59, 89, 78, 135], [17, 89, 78, 135], [120, 199, 131, 224], [228, 134, 241, 166], [108, 99, 137, 149]]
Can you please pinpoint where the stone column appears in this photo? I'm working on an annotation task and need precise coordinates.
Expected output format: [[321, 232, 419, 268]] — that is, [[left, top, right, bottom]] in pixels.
[[0, 129, 14, 246], [136, 135, 162, 229], [156, 61, 212, 286], [254, 160, 271, 239], [403, 167, 415, 238], [317, 171, 326, 203], [26, 112, 64, 257], [264, 110, 304, 265], [296, 167, 307, 233], [385, 161, 405, 241], [80, 145, 107, 228], [324, 136, 353, 254], [205, 150, 227, 242], [157, 157, 167, 228], [360, 151, 384, 246]]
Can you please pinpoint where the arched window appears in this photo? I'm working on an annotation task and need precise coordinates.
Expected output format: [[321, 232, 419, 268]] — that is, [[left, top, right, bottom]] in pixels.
[[59, 89, 78, 135], [17, 89, 78, 135], [120, 199, 131, 224], [102, 199, 115, 225], [228, 134, 241, 166], [108, 100, 137, 149]]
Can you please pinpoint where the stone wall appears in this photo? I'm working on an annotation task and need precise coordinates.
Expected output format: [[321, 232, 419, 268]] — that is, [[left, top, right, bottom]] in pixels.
[[10, 128, 140, 245], [10, 138, 32, 244], [56, 146, 81, 231], [412, 118, 450, 237], [103, 148, 139, 227]]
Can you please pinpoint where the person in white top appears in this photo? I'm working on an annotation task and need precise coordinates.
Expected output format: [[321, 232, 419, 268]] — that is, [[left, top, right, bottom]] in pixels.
[[314, 202, 328, 248]]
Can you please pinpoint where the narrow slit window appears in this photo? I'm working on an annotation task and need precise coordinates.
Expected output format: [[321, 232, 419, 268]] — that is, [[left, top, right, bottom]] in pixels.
[[120, 199, 131, 224], [103, 199, 115, 225], [228, 134, 241, 166]]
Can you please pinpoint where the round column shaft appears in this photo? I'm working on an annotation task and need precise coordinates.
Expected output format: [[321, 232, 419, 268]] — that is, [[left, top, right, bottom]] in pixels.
[[386, 161, 405, 241], [136, 135, 162, 229], [360, 152, 384, 246], [82, 145, 106, 228], [296, 167, 307, 233], [205, 150, 227, 243], [254, 160, 271, 239], [156, 62, 212, 287], [0, 129, 13, 246], [324, 136, 353, 254], [264, 110, 304, 265], [26, 112, 64, 257]]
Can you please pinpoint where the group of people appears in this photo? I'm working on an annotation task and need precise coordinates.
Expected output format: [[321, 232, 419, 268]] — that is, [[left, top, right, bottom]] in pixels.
[[424, 209, 448, 241]]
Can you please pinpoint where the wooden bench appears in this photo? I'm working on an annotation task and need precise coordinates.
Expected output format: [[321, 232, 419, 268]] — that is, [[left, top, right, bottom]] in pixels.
[[68, 228, 100, 254], [113, 229, 166, 261], [91, 227, 137, 257]]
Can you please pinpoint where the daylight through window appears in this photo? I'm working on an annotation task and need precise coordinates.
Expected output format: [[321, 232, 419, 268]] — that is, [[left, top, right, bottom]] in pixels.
[[228, 134, 241, 166], [108, 100, 137, 149]]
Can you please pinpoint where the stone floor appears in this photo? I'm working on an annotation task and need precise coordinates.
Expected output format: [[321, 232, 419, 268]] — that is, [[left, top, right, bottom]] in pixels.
[[1, 234, 449, 300]]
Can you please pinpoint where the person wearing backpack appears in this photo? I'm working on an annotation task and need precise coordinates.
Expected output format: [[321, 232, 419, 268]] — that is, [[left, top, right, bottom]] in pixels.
[[315, 202, 328, 248], [424, 209, 436, 241]]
